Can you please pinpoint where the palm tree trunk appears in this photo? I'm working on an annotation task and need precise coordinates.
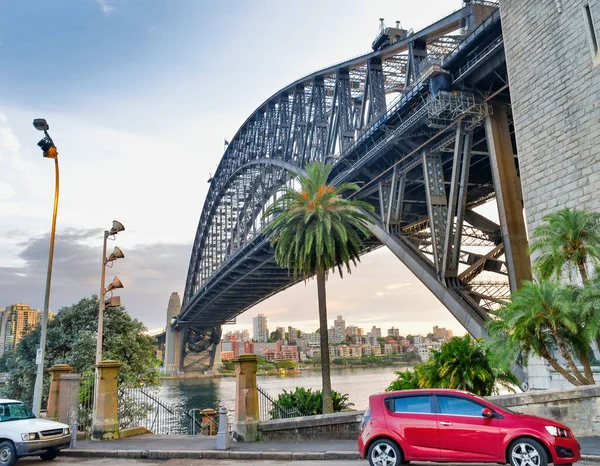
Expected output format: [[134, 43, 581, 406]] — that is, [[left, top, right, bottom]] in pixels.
[[550, 329, 589, 385], [316, 269, 333, 414], [578, 261, 588, 283], [577, 346, 596, 385], [538, 343, 582, 386]]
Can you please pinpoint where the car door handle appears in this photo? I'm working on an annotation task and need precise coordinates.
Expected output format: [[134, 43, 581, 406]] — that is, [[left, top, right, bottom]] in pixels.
[[439, 421, 453, 426]]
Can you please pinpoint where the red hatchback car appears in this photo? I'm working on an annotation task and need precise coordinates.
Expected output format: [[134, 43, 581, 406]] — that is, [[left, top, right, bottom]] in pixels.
[[359, 389, 580, 466]]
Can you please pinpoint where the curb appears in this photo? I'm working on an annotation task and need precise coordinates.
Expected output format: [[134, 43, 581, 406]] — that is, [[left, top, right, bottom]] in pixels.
[[582, 455, 600, 463], [63, 449, 362, 461]]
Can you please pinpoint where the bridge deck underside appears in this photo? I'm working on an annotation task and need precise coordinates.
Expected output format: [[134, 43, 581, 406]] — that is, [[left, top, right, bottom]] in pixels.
[[180, 5, 513, 335]]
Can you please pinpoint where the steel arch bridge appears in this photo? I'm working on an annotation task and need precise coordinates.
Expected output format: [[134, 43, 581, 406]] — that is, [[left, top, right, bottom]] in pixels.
[[166, 1, 531, 373]]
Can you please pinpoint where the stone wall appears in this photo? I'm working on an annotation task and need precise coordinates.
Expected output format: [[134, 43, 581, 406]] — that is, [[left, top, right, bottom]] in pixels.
[[258, 411, 363, 442], [499, 0, 600, 389], [499, 0, 600, 233], [488, 385, 600, 436]]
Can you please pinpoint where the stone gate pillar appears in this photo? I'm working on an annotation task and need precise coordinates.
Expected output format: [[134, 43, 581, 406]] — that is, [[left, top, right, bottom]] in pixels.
[[163, 292, 181, 373], [232, 354, 259, 441], [46, 364, 72, 421], [91, 360, 122, 440]]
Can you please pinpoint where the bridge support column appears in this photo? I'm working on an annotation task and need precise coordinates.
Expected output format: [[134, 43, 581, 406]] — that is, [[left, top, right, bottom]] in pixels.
[[485, 104, 532, 291], [163, 292, 181, 374], [232, 354, 259, 442], [173, 326, 185, 374]]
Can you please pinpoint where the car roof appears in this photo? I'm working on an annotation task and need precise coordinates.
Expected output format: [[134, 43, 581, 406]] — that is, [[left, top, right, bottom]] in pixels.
[[378, 389, 474, 397], [0, 399, 24, 404]]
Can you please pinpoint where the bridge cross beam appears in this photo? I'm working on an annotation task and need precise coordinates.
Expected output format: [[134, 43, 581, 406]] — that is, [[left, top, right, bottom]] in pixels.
[[422, 150, 449, 277], [442, 124, 474, 278]]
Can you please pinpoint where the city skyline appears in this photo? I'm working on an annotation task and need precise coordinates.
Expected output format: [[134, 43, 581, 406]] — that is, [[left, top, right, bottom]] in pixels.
[[0, 0, 470, 335]]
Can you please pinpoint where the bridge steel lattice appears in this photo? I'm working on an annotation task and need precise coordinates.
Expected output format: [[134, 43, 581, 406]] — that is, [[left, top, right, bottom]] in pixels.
[[166, 1, 531, 373]]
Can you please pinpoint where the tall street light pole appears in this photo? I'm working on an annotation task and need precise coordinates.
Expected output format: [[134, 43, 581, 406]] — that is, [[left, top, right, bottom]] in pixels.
[[31, 118, 60, 417]]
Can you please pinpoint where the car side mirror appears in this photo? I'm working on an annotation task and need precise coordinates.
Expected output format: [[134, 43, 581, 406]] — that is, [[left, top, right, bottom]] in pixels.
[[482, 407, 494, 418]]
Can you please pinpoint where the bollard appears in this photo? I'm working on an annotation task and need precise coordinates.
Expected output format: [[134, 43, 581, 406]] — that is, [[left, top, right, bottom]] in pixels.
[[215, 407, 230, 450], [70, 420, 78, 448]]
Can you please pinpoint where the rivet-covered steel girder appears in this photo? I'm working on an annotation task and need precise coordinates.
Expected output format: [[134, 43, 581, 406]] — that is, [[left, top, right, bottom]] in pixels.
[[179, 2, 519, 367]]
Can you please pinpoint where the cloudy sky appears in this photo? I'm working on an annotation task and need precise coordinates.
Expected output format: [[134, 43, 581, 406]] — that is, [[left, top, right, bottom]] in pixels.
[[0, 0, 474, 336]]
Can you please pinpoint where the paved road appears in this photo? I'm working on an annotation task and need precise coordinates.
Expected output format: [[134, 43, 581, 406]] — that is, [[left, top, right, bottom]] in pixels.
[[16, 458, 599, 466]]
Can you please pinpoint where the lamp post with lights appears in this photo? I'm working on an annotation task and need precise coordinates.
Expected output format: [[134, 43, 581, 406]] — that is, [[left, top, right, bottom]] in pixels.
[[96, 221, 125, 364], [31, 118, 59, 417]]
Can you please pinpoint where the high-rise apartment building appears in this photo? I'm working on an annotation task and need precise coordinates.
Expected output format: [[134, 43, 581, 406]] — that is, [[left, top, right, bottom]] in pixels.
[[287, 326, 298, 344], [0, 304, 44, 355], [371, 326, 382, 339], [252, 314, 269, 342], [388, 327, 400, 337]]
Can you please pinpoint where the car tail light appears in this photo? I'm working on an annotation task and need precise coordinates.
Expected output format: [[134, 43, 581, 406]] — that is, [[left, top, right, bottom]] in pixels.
[[545, 426, 571, 438], [361, 405, 371, 430]]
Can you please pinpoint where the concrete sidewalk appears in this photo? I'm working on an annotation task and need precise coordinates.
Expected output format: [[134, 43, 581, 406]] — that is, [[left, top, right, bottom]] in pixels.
[[64, 434, 600, 462]]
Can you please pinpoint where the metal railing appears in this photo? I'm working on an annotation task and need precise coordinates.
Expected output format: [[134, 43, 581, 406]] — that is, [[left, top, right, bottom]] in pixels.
[[118, 386, 214, 435], [258, 386, 300, 421], [77, 373, 95, 433]]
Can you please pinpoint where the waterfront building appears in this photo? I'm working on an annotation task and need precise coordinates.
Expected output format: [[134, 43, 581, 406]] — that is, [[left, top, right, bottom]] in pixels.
[[432, 326, 453, 339], [287, 326, 298, 344], [252, 313, 269, 342], [370, 345, 381, 356], [371, 326, 382, 339], [307, 332, 320, 347]]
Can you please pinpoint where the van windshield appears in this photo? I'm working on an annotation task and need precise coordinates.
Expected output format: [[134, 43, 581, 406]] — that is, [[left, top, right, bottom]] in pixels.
[[0, 403, 36, 422]]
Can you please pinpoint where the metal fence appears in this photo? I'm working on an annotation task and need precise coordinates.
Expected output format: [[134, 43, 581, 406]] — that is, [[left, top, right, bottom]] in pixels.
[[118, 386, 218, 435], [75, 375, 219, 435], [257, 386, 300, 421], [77, 373, 95, 433]]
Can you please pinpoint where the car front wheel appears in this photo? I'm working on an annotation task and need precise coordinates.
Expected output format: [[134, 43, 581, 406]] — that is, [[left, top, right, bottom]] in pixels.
[[0, 441, 16, 466], [368, 438, 403, 466], [508, 438, 548, 466], [40, 448, 59, 461]]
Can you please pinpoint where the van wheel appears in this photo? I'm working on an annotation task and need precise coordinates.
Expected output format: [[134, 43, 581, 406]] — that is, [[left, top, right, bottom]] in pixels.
[[508, 438, 548, 466], [368, 438, 403, 466], [40, 448, 59, 461], [0, 441, 16, 466]]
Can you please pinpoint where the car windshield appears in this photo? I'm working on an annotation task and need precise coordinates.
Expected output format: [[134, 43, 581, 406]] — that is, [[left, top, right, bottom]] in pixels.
[[0, 403, 36, 422]]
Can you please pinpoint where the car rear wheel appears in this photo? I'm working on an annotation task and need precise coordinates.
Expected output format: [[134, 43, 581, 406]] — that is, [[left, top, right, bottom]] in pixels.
[[0, 441, 16, 466], [508, 438, 548, 466], [368, 438, 403, 466], [40, 448, 59, 461]]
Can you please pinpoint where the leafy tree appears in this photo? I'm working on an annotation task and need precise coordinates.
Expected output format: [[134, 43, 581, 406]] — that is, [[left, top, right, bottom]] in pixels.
[[488, 280, 595, 386], [264, 162, 374, 413], [399, 350, 420, 363], [4, 296, 160, 407], [530, 208, 600, 282], [418, 335, 519, 396], [269, 330, 282, 341], [0, 353, 12, 373], [276, 360, 297, 370], [405, 335, 415, 344]]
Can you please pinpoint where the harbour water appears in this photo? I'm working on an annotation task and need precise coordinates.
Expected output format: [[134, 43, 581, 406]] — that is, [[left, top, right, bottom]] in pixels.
[[158, 365, 406, 413]]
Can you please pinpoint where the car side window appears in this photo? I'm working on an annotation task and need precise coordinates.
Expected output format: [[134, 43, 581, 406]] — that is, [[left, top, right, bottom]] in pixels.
[[438, 396, 484, 417], [393, 395, 432, 414]]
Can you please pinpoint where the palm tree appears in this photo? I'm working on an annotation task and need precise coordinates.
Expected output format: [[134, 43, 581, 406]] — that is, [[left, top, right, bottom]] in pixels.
[[264, 162, 374, 413], [574, 266, 600, 355], [386, 368, 422, 391], [488, 280, 595, 386], [418, 335, 519, 396], [530, 208, 600, 282]]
